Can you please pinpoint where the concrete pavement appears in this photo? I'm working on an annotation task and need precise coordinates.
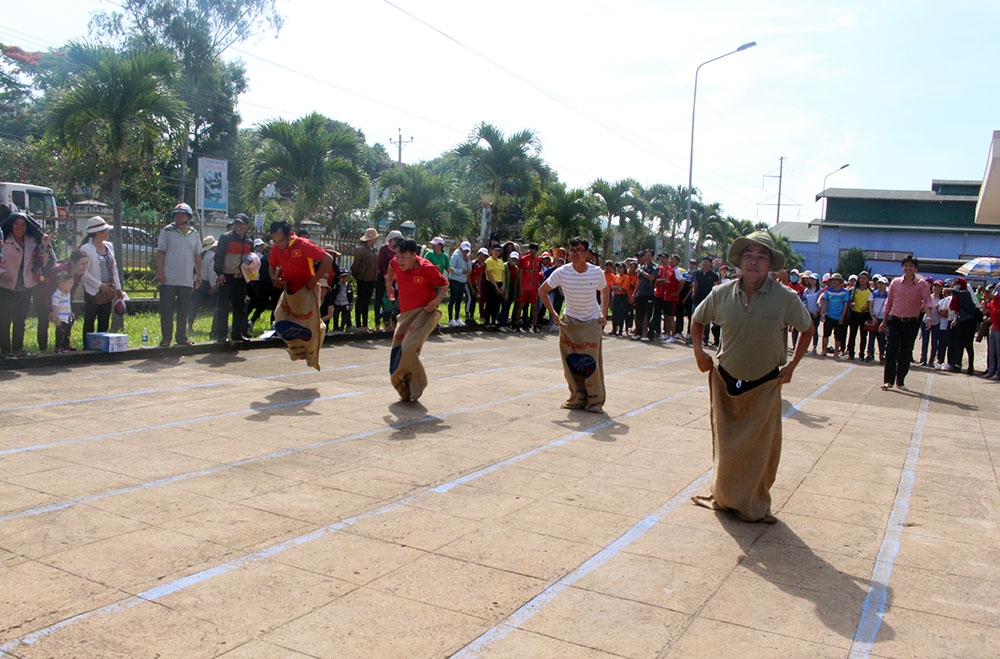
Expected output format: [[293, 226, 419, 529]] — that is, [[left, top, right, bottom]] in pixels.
[[0, 333, 997, 658]]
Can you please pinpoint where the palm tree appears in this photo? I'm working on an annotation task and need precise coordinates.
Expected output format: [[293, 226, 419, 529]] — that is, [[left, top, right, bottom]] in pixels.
[[525, 182, 602, 247], [689, 201, 722, 256], [590, 178, 637, 257], [242, 112, 361, 225], [454, 122, 549, 238], [48, 42, 185, 284], [372, 165, 473, 241]]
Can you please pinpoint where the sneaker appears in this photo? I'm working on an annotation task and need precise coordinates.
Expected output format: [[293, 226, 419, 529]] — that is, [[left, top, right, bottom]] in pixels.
[[631, 334, 641, 340], [641, 337, 650, 342], [447, 319, 456, 327], [457, 319, 466, 327], [666, 336, 676, 343]]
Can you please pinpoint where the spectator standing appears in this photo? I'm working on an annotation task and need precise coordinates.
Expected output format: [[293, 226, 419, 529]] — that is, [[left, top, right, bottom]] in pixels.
[[819, 273, 850, 357], [802, 272, 823, 354], [468, 247, 488, 325], [947, 277, 980, 374], [447, 240, 471, 326], [632, 249, 657, 341], [49, 272, 75, 352], [30, 249, 87, 353], [610, 262, 632, 335], [78, 217, 124, 344], [691, 256, 720, 346], [351, 228, 379, 330], [376, 230, 402, 331], [424, 236, 450, 275], [845, 271, 872, 360], [0, 212, 54, 356], [880, 255, 932, 390], [212, 214, 253, 343], [156, 203, 201, 346], [188, 235, 218, 336], [518, 244, 543, 331], [501, 251, 521, 331], [920, 280, 945, 366], [867, 276, 889, 361], [933, 285, 954, 370], [483, 244, 505, 329], [984, 285, 1000, 380], [657, 254, 682, 342]]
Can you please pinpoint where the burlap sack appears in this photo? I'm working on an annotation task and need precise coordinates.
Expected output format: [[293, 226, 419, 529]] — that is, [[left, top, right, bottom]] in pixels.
[[389, 307, 442, 401], [558, 315, 605, 412], [273, 285, 325, 371], [691, 367, 783, 522]]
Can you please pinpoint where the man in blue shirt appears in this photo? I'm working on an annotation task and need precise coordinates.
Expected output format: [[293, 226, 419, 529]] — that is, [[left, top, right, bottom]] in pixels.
[[820, 272, 850, 357]]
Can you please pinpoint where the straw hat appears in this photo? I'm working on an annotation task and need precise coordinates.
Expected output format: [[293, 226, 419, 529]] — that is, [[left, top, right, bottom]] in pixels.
[[323, 244, 341, 258], [727, 231, 785, 271], [85, 216, 112, 234], [359, 227, 379, 242], [202, 235, 217, 249]]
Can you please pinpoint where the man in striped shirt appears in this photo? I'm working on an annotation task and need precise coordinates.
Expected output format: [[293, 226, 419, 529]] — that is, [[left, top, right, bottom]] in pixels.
[[539, 237, 610, 413]]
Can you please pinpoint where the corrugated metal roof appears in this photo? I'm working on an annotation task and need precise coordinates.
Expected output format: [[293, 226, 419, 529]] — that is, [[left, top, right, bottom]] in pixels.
[[815, 188, 978, 202], [771, 221, 819, 243]]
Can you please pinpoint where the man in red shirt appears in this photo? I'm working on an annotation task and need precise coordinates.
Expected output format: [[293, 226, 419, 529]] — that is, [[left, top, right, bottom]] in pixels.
[[267, 220, 334, 370], [518, 243, 543, 332], [468, 248, 488, 326], [386, 239, 448, 401], [268, 221, 333, 294], [656, 253, 683, 343]]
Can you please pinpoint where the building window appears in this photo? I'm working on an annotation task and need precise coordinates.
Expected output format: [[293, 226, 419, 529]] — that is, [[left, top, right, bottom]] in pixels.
[[839, 248, 913, 261]]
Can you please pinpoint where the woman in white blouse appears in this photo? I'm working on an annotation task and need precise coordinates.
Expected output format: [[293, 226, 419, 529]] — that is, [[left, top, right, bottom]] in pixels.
[[78, 216, 123, 340]]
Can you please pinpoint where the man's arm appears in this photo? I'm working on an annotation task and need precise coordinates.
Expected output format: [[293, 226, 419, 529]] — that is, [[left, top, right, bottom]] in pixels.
[[156, 251, 166, 284], [385, 264, 396, 301], [779, 323, 815, 384], [307, 253, 334, 290], [880, 283, 894, 331], [538, 280, 558, 320], [600, 286, 610, 324], [690, 320, 714, 372]]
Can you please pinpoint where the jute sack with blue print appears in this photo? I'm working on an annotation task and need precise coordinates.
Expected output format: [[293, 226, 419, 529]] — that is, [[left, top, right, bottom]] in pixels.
[[557, 315, 605, 413], [273, 285, 325, 371], [389, 307, 442, 401]]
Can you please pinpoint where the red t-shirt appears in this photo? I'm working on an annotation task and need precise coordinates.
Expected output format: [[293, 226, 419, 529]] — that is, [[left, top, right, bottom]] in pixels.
[[988, 297, 1000, 331], [519, 254, 542, 290], [470, 261, 486, 288], [390, 255, 448, 313], [660, 265, 681, 300], [789, 282, 805, 295], [269, 235, 327, 293]]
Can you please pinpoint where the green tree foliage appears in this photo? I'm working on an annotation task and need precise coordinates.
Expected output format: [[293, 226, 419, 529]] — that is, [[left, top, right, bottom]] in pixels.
[[371, 165, 473, 242], [48, 42, 185, 283], [454, 122, 549, 239], [835, 246, 868, 277], [524, 181, 602, 248], [241, 112, 360, 225], [590, 178, 637, 257]]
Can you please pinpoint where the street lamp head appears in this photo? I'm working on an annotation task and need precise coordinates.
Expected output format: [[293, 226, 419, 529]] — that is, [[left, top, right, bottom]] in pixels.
[[839, 163, 850, 170], [737, 41, 757, 51]]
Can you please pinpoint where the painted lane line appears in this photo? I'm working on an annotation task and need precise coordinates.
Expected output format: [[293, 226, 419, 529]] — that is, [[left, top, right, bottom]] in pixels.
[[453, 365, 858, 657], [0, 345, 634, 456], [848, 375, 933, 658], [0, 369, 704, 654], [0, 353, 689, 522], [0, 342, 554, 412]]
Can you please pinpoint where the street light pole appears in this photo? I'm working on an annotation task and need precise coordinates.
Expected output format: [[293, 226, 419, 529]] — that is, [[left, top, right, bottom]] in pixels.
[[684, 41, 756, 262], [817, 163, 849, 274]]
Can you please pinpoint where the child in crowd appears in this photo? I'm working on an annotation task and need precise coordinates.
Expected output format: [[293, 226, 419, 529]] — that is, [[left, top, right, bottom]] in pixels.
[[332, 272, 354, 332], [50, 271, 75, 352]]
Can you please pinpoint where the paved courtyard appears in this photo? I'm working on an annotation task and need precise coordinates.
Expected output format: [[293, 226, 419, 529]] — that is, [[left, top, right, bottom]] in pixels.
[[0, 333, 997, 658]]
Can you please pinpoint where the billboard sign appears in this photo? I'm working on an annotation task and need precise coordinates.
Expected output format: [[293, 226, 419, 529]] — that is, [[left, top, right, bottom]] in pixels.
[[197, 157, 228, 212]]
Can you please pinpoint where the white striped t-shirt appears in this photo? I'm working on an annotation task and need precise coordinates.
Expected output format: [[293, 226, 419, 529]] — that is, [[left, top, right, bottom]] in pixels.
[[546, 263, 607, 321]]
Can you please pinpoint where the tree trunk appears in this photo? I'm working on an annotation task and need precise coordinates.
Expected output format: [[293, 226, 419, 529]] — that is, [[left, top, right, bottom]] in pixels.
[[111, 163, 126, 291], [177, 119, 190, 203]]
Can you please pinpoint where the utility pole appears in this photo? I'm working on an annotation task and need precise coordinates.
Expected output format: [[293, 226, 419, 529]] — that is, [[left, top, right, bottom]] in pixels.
[[762, 156, 786, 223], [390, 128, 413, 165]]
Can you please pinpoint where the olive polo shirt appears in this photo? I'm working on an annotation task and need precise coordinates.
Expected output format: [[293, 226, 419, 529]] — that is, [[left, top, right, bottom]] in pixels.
[[693, 275, 813, 381]]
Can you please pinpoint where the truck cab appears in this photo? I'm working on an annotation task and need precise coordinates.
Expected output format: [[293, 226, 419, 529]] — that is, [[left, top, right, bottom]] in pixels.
[[0, 182, 59, 220]]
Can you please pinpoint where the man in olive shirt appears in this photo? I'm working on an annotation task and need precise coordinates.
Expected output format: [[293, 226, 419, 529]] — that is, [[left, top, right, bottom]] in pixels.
[[690, 231, 814, 523]]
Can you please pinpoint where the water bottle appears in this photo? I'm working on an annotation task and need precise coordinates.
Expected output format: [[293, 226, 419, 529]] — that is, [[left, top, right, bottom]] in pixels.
[[141, 327, 149, 348]]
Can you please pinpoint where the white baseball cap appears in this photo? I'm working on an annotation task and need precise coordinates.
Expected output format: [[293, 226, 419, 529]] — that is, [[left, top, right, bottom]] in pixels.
[[509, 251, 520, 260], [477, 247, 489, 256], [430, 236, 444, 246], [460, 241, 471, 251]]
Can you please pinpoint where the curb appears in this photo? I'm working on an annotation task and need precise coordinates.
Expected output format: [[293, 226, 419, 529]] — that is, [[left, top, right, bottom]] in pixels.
[[1, 324, 482, 371]]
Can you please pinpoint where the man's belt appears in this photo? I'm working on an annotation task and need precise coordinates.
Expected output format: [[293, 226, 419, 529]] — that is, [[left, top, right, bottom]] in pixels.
[[718, 365, 779, 397], [889, 315, 919, 322]]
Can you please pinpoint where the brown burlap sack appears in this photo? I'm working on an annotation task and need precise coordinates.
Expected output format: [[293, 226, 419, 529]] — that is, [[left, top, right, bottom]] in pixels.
[[389, 307, 442, 401], [557, 315, 605, 413], [273, 286, 325, 371], [691, 367, 783, 522]]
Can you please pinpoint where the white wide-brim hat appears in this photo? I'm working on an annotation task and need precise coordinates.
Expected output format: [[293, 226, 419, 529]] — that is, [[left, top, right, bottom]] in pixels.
[[86, 216, 113, 234]]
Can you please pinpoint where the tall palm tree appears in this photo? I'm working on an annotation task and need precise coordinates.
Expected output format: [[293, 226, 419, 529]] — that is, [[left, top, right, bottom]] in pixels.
[[525, 182, 602, 247], [372, 165, 473, 241], [690, 201, 722, 256], [242, 112, 360, 225], [454, 122, 548, 238], [590, 178, 637, 256], [48, 42, 185, 284]]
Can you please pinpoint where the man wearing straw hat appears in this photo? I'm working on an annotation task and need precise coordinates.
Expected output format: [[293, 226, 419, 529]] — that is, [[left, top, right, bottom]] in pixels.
[[690, 231, 814, 523], [352, 227, 379, 330]]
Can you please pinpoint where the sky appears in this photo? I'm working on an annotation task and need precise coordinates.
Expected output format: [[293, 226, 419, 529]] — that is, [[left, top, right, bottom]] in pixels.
[[4, 0, 999, 227]]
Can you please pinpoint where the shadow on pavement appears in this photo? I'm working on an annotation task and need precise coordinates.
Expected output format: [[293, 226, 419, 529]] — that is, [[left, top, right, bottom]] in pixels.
[[245, 387, 321, 421]]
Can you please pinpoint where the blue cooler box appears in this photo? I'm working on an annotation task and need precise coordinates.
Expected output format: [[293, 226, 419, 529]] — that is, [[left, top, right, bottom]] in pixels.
[[84, 332, 129, 352]]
